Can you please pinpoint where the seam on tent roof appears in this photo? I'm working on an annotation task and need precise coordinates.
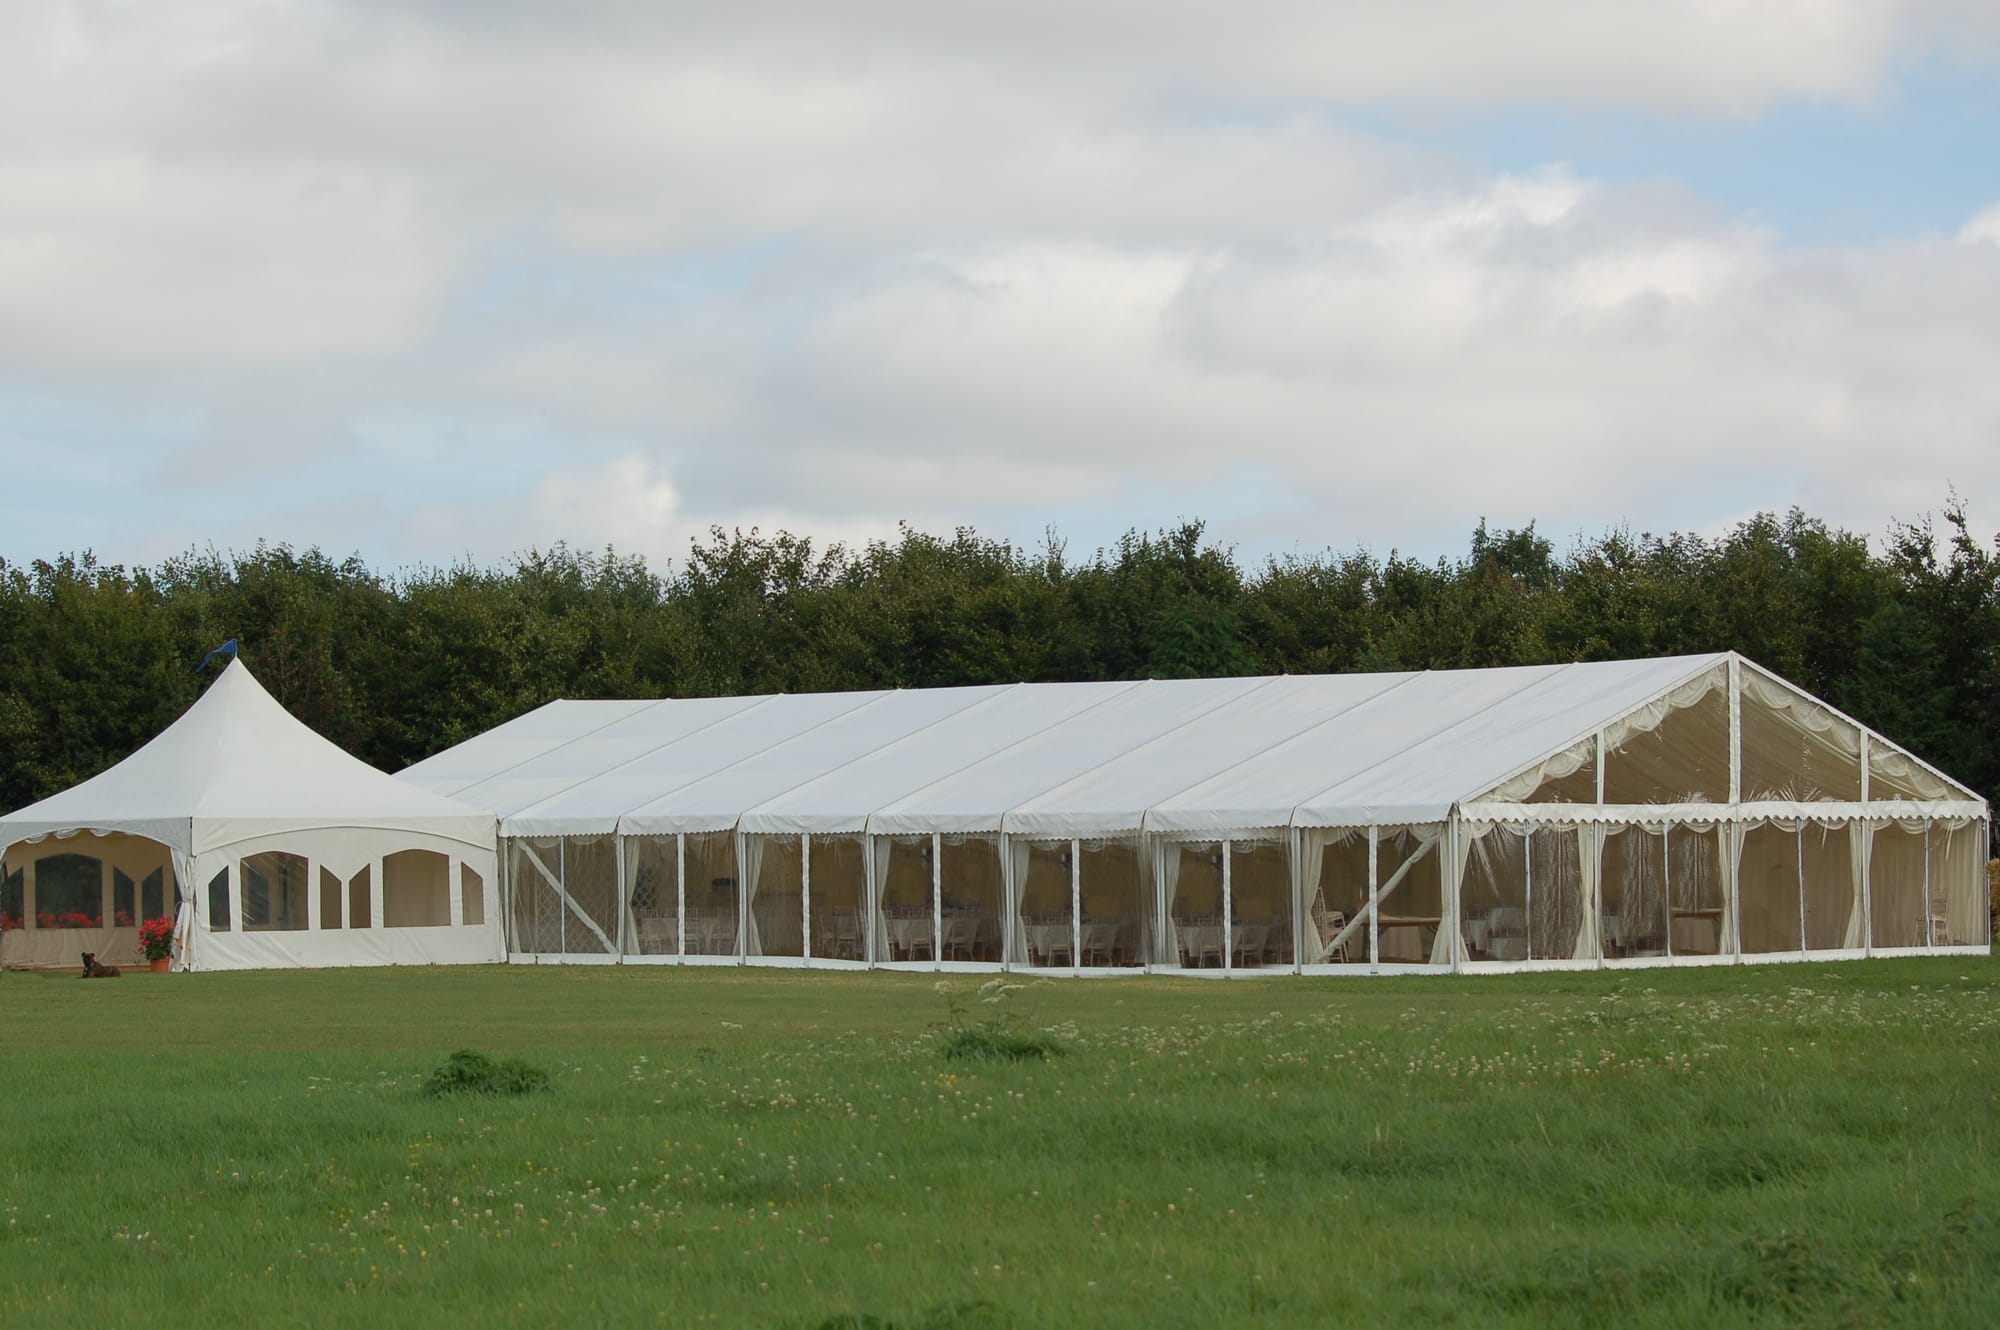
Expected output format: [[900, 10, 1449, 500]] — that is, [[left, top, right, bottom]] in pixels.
[[496, 693, 787, 822], [1286, 661, 1591, 824], [437, 696, 688, 800], [998, 675, 1288, 834], [1136, 670, 1431, 832], [1735, 653, 1985, 806], [610, 688, 918, 831], [862, 679, 1155, 830], [1461, 653, 1731, 807], [733, 683, 1028, 824]]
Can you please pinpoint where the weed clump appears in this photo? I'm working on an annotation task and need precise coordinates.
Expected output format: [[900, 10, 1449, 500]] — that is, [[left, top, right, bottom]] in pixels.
[[939, 979, 1065, 1063], [423, 1049, 549, 1097]]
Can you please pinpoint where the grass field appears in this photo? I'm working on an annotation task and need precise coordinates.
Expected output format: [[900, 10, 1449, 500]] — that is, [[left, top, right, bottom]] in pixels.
[[3, 957, 1997, 1328]]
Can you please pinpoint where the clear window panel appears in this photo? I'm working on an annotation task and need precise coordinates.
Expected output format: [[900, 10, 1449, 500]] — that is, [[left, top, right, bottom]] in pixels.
[[1377, 827, 1445, 965], [1230, 840, 1292, 968], [319, 867, 343, 929], [1667, 825, 1727, 955], [1801, 823, 1858, 951], [682, 832, 738, 955], [1604, 681, 1731, 804], [748, 836, 803, 958], [880, 836, 935, 962], [624, 838, 677, 955], [1869, 824, 1927, 948], [1079, 839, 1144, 968], [552, 837, 615, 952], [940, 836, 1003, 963], [347, 866, 373, 930], [1740, 687, 1863, 802], [113, 869, 136, 928], [1737, 823, 1802, 953], [1303, 831, 1369, 965], [1601, 827, 1669, 960], [1528, 826, 1586, 959], [140, 867, 165, 922], [35, 853, 103, 928], [241, 851, 309, 931], [506, 840, 559, 950], [1016, 841, 1074, 968], [381, 849, 453, 929], [809, 836, 867, 961], [1932, 822, 1988, 947], [460, 863, 486, 928], [207, 868, 231, 932], [1461, 826, 1527, 962], [1168, 842, 1224, 969]]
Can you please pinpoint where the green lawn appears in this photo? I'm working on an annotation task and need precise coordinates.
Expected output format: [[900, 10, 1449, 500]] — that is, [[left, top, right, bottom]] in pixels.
[[3, 957, 1997, 1328]]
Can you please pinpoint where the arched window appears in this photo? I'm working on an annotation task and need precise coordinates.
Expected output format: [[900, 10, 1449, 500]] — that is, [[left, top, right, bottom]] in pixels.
[[36, 854, 103, 928]]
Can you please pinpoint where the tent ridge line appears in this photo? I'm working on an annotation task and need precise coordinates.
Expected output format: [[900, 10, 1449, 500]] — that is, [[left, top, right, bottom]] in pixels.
[[613, 689, 909, 835], [864, 679, 1156, 835], [999, 675, 1290, 835], [1148, 669, 1430, 822], [730, 685, 1016, 838], [1286, 660, 1593, 824], [433, 695, 680, 800], [500, 692, 787, 825]]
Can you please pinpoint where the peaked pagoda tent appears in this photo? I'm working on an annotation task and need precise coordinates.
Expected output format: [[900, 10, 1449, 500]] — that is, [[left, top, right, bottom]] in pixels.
[[0, 660, 499, 971], [400, 652, 1988, 973]]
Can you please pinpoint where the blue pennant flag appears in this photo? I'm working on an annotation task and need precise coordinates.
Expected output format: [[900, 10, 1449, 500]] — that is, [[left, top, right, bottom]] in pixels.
[[196, 638, 240, 673]]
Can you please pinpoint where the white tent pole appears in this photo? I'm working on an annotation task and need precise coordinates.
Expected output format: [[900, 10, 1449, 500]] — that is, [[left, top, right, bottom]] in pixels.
[[1070, 838, 1081, 973], [1446, 814, 1461, 972], [1289, 825, 1303, 975], [1923, 824, 1932, 950], [1523, 826, 1534, 961], [1663, 824, 1674, 960], [675, 833, 686, 962], [1221, 838, 1233, 974], [613, 835, 628, 961], [1728, 654, 1743, 803], [1859, 734, 1873, 955], [1368, 826, 1380, 971], [557, 838, 567, 957], [1796, 824, 1807, 957], [800, 832, 812, 962], [931, 831, 943, 970], [1000, 832, 1015, 972]]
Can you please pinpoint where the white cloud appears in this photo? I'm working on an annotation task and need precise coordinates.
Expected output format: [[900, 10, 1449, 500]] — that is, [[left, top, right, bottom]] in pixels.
[[2, 1, 1999, 569]]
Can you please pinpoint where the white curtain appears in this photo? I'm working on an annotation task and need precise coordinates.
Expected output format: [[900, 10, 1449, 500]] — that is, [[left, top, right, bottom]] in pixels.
[[867, 836, 890, 964], [1604, 664, 1727, 754], [1486, 735, 1596, 803], [738, 832, 764, 956], [1433, 822, 1463, 966], [1845, 821, 1867, 949], [1574, 823, 1600, 961], [1004, 834, 1030, 965], [1154, 839, 1183, 966]]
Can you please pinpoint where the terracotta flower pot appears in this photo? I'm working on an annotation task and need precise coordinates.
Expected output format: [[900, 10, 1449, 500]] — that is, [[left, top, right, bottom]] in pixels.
[[150, 957, 170, 974]]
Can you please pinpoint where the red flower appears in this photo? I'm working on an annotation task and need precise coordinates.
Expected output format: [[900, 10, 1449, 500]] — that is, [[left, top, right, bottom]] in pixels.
[[137, 916, 176, 961]]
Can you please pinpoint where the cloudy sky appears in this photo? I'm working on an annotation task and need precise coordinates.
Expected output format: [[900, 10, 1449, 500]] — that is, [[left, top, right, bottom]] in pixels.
[[4, 1, 1998, 573]]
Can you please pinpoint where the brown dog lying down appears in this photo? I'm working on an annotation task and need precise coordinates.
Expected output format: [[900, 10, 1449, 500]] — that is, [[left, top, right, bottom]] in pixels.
[[80, 952, 122, 978]]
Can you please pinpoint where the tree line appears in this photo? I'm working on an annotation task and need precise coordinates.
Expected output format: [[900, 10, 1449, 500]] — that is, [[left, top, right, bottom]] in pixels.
[[1, 503, 1995, 814]]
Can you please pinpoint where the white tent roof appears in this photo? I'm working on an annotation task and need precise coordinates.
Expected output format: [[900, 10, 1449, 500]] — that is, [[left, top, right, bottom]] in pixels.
[[0, 659, 493, 857], [400, 652, 1830, 839]]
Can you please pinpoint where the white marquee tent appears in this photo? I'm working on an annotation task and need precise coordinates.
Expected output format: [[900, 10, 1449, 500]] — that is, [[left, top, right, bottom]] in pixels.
[[400, 652, 1989, 974], [0, 660, 500, 971]]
